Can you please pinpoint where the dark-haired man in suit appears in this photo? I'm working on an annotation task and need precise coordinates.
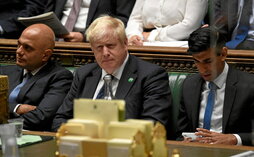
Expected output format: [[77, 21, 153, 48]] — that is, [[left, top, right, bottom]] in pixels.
[[48, 0, 136, 42], [0, 24, 73, 131], [176, 26, 254, 146], [52, 16, 172, 133]]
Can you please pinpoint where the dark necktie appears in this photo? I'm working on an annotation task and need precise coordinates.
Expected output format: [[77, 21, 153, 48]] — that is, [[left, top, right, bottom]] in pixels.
[[203, 82, 217, 130], [64, 0, 82, 32], [226, 0, 253, 48], [9, 73, 31, 103], [96, 74, 114, 99]]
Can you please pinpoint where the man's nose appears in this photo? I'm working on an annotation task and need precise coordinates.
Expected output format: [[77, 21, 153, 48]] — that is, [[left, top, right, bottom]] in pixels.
[[102, 46, 110, 56], [16, 46, 24, 55]]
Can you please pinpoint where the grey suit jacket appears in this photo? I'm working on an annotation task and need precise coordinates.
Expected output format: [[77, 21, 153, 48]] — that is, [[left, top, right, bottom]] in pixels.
[[176, 66, 254, 146], [52, 55, 172, 132], [0, 61, 73, 131], [51, 0, 136, 30]]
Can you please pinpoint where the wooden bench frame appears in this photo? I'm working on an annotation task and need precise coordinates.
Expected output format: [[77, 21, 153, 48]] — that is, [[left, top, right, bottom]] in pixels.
[[1, 39, 254, 73]]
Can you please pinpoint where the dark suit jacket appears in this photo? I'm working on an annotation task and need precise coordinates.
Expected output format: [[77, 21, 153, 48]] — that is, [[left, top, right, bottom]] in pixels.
[[0, 0, 48, 38], [0, 61, 73, 131], [176, 66, 254, 146], [212, 0, 242, 41], [51, 0, 136, 31], [52, 55, 172, 132]]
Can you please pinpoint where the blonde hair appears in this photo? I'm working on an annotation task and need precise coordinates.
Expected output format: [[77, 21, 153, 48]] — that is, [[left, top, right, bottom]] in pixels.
[[86, 15, 127, 44]]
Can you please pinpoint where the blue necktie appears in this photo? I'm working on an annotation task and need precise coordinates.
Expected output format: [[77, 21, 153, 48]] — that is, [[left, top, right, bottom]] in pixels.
[[226, 0, 252, 49], [96, 83, 105, 99], [9, 73, 31, 103], [203, 82, 217, 130]]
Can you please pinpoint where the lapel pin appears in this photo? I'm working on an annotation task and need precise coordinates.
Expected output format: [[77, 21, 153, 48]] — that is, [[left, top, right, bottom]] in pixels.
[[128, 77, 134, 83]]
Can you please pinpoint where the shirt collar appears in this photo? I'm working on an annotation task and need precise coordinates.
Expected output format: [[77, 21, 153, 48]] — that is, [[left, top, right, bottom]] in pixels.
[[206, 62, 229, 89], [23, 63, 47, 76], [101, 53, 129, 80]]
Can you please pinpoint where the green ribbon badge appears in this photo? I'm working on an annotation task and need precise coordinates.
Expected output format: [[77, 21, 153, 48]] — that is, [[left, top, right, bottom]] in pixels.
[[128, 77, 134, 83]]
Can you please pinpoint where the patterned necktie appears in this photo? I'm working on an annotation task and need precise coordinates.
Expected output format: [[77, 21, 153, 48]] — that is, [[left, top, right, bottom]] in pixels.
[[226, 0, 253, 48], [203, 82, 217, 130], [9, 73, 31, 103], [64, 0, 82, 32], [96, 74, 114, 99]]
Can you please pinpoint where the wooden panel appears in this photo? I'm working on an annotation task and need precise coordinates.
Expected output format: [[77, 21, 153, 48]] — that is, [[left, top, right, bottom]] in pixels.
[[1, 39, 254, 73]]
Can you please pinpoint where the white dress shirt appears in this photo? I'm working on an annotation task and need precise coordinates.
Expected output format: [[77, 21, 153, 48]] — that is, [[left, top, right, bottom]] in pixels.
[[60, 0, 91, 32], [93, 54, 129, 99], [125, 0, 207, 41], [199, 63, 228, 132]]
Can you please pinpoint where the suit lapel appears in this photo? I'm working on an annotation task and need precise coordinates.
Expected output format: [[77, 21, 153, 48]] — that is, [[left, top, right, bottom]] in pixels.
[[192, 75, 204, 129], [222, 67, 237, 132], [9, 67, 23, 93], [81, 67, 101, 98], [86, 0, 100, 27], [17, 63, 53, 101], [115, 55, 137, 99]]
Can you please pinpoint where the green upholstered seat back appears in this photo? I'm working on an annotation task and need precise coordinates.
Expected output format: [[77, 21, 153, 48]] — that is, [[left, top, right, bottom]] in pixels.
[[168, 72, 192, 138]]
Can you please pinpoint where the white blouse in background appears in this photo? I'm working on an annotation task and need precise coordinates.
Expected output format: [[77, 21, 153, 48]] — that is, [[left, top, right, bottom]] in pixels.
[[126, 0, 208, 41]]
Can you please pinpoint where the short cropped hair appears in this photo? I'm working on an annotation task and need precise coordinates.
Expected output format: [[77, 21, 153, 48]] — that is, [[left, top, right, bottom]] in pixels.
[[187, 26, 226, 55], [86, 15, 127, 44]]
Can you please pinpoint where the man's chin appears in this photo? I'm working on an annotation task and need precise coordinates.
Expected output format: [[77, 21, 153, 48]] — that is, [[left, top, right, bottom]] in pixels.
[[202, 75, 213, 81], [16, 62, 26, 68], [101, 66, 116, 74]]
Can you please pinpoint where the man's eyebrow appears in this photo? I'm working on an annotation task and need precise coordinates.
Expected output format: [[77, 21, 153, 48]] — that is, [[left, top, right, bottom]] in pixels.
[[193, 58, 211, 63]]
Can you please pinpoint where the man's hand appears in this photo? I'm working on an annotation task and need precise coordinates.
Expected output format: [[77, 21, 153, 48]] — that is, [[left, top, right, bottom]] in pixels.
[[16, 104, 37, 115], [194, 128, 237, 145], [59, 32, 84, 42], [142, 32, 150, 41], [128, 35, 143, 46]]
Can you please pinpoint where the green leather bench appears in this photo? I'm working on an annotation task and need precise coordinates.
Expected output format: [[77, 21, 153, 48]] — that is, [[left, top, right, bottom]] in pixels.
[[168, 72, 193, 139]]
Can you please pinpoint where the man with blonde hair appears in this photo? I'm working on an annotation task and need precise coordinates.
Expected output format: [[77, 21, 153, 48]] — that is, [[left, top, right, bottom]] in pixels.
[[0, 24, 73, 131], [52, 16, 172, 134]]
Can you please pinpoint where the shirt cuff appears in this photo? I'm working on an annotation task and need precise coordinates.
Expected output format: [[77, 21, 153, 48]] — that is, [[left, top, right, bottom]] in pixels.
[[0, 25, 4, 35], [233, 134, 242, 145], [13, 104, 21, 116], [147, 29, 159, 42]]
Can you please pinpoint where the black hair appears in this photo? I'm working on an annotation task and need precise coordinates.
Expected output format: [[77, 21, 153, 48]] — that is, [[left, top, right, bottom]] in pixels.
[[187, 26, 226, 55]]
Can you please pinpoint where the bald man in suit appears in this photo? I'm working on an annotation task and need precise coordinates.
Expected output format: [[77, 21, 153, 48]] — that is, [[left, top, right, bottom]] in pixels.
[[0, 24, 73, 131]]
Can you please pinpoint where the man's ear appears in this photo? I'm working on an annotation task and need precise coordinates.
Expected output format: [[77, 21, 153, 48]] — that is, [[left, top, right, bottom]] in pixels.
[[42, 49, 53, 61], [123, 38, 128, 50], [221, 47, 228, 61]]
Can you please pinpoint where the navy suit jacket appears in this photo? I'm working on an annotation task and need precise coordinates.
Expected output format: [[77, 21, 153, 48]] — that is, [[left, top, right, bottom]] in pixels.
[[176, 66, 254, 146], [0, 61, 73, 131], [51, 0, 136, 31], [0, 0, 48, 38], [52, 55, 172, 132]]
